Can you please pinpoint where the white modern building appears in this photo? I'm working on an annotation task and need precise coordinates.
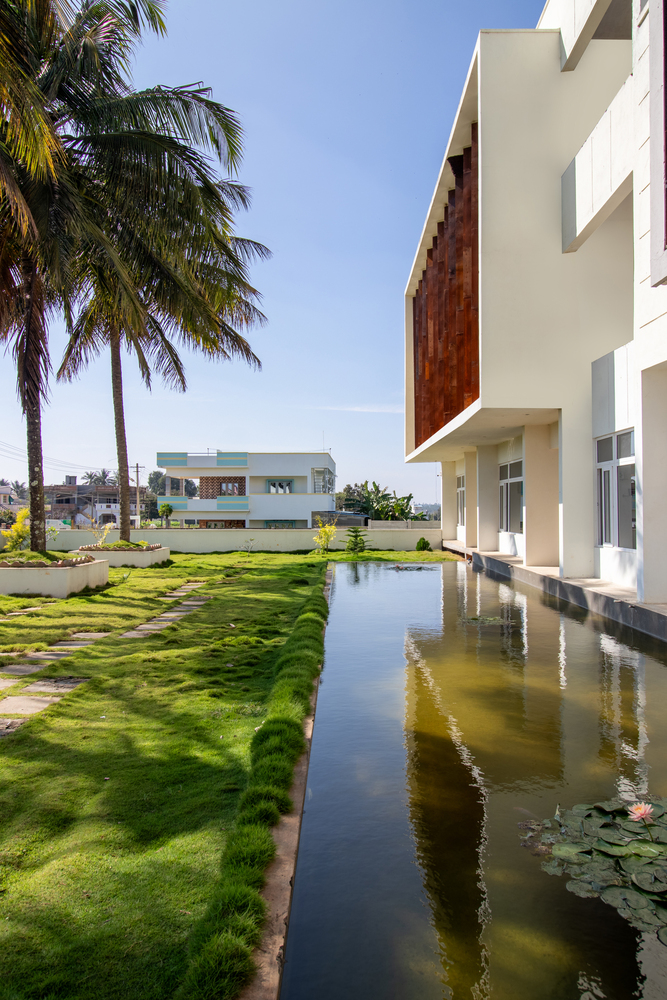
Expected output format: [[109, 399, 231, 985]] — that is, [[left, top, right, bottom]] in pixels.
[[405, 0, 667, 603], [156, 451, 336, 529]]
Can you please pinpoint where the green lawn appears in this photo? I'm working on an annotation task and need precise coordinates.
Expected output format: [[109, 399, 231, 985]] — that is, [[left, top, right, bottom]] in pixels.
[[0, 553, 327, 1000]]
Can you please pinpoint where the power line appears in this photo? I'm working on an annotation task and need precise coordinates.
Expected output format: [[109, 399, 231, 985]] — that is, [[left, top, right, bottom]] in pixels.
[[0, 439, 116, 474]]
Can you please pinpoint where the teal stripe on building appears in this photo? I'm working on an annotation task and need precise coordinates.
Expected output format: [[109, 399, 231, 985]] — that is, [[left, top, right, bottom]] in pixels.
[[217, 451, 248, 467], [157, 452, 188, 467]]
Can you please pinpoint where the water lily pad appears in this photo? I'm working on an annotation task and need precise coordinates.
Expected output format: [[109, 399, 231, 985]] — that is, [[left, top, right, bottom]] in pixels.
[[572, 804, 595, 816], [541, 859, 563, 876], [597, 828, 632, 845], [566, 879, 598, 898], [583, 819, 607, 837], [601, 886, 649, 908], [658, 927, 667, 946], [603, 887, 630, 907], [620, 856, 654, 873], [552, 842, 591, 858], [595, 799, 627, 814], [632, 872, 667, 893], [654, 906, 667, 924], [595, 839, 632, 856], [629, 841, 665, 858]]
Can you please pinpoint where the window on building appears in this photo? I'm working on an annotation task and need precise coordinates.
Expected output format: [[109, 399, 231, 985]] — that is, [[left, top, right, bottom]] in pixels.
[[267, 480, 293, 494], [312, 468, 335, 494], [265, 520, 296, 528], [456, 476, 465, 526], [499, 462, 523, 533], [595, 431, 636, 549]]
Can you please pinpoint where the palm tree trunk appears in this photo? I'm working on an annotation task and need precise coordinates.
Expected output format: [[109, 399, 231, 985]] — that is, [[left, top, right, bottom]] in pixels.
[[110, 329, 132, 542], [26, 398, 46, 551], [22, 255, 46, 552]]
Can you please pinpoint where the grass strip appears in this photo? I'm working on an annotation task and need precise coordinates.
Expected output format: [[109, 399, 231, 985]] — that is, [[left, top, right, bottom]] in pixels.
[[175, 590, 328, 1000], [0, 553, 326, 1000]]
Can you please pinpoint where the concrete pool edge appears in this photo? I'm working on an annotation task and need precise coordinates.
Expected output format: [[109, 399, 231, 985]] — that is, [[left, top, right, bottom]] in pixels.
[[238, 563, 331, 1000], [443, 540, 667, 642]]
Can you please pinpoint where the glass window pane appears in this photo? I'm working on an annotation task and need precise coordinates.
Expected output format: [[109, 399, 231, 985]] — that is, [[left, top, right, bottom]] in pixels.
[[509, 480, 523, 533], [499, 465, 508, 481], [617, 430, 634, 459], [603, 469, 611, 544], [617, 464, 636, 549], [597, 469, 603, 545], [509, 461, 523, 479], [597, 437, 613, 463], [499, 484, 507, 531]]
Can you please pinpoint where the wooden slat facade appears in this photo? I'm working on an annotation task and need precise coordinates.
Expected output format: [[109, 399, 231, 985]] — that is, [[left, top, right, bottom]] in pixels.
[[413, 123, 479, 449]]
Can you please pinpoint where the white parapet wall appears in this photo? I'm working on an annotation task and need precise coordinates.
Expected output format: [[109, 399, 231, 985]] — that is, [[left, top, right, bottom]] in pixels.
[[0, 559, 109, 598], [46, 528, 444, 554]]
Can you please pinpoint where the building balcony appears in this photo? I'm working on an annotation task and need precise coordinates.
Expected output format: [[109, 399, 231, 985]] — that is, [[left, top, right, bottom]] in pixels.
[[156, 496, 250, 513]]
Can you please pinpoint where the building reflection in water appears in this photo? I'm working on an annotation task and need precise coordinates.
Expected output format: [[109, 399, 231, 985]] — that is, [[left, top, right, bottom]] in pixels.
[[402, 562, 667, 998]]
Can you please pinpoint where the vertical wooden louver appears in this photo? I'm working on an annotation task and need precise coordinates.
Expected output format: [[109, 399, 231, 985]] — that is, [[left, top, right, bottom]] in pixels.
[[413, 124, 479, 449]]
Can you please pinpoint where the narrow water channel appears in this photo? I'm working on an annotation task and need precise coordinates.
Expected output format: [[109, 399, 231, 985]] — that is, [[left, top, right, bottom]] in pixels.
[[279, 561, 667, 1000]]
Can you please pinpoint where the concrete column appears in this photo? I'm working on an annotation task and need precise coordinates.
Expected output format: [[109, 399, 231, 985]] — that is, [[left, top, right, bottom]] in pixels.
[[440, 461, 457, 539], [559, 406, 595, 578], [463, 451, 477, 548], [477, 445, 498, 551], [164, 475, 171, 497], [179, 477, 186, 530], [638, 364, 667, 601], [524, 425, 559, 567]]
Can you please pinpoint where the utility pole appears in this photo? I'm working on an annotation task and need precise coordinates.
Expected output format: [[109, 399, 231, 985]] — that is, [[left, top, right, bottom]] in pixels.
[[136, 462, 140, 531]]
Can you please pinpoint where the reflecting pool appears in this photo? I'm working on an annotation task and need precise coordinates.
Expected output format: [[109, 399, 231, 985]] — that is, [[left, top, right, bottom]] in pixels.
[[279, 561, 667, 999]]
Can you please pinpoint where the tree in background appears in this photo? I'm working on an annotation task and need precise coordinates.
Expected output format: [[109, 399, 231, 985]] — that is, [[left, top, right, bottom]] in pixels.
[[0, 0, 169, 550], [10, 480, 27, 499], [57, 63, 267, 546], [346, 481, 426, 521], [158, 502, 173, 527], [147, 471, 197, 497]]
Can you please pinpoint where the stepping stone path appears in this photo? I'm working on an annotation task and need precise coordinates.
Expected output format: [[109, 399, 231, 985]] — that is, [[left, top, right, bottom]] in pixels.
[[0, 582, 211, 734]]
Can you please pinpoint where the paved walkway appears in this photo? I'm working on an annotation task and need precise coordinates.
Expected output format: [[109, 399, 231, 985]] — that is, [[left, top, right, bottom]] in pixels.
[[0, 582, 210, 735]]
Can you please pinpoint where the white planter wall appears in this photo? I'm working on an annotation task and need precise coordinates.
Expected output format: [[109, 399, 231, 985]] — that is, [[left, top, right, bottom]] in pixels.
[[0, 559, 108, 597], [77, 547, 170, 568]]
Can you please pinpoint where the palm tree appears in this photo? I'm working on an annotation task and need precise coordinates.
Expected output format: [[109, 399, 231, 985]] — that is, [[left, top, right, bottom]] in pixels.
[[57, 86, 268, 541], [0, 0, 168, 550], [10, 480, 27, 499]]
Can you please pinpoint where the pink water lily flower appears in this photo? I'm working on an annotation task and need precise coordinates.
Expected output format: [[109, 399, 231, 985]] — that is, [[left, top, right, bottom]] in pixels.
[[628, 802, 654, 823]]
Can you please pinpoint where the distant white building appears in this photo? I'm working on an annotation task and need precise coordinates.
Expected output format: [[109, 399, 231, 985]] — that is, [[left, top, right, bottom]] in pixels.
[[156, 451, 336, 528], [405, 0, 667, 602]]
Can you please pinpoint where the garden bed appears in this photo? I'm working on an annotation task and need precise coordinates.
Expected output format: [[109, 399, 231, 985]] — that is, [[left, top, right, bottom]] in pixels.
[[76, 544, 170, 567], [0, 555, 108, 597]]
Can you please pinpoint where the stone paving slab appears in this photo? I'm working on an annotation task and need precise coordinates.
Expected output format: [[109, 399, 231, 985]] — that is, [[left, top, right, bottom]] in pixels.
[[0, 678, 17, 690], [51, 641, 94, 649], [135, 623, 169, 631], [24, 651, 74, 661], [121, 629, 155, 638], [70, 633, 111, 639], [0, 695, 61, 714], [0, 719, 24, 735], [23, 678, 88, 694], [1, 663, 46, 676]]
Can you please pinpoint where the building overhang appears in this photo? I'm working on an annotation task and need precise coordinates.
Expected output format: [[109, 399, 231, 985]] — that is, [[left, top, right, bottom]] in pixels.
[[405, 403, 560, 463]]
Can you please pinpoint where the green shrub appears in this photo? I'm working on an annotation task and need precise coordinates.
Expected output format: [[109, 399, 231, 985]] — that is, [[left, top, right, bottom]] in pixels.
[[236, 802, 281, 828], [177, 932, 255, 1000], [415, 537, 432, 552], [179, 589, 329, 999], [238, 785, 292, 814]]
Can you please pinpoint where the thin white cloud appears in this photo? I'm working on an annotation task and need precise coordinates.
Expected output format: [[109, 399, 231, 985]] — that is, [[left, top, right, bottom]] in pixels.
[[313, 404, 404, 414]]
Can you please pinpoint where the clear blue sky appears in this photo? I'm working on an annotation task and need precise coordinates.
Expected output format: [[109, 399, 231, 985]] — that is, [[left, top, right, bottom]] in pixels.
[[1, 0, 544, 499]]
